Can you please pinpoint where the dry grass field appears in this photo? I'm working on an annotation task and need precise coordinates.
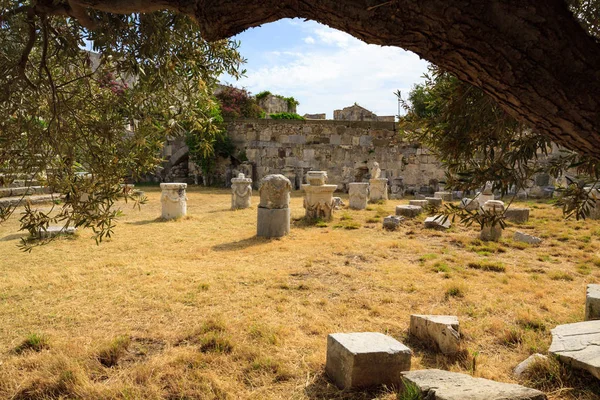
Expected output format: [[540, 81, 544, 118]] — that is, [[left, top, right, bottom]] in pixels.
[[0, 186, 599, 399]]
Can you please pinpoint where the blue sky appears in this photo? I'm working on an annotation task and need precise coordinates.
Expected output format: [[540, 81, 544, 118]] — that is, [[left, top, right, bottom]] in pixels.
[[220, 19, 430, 119]]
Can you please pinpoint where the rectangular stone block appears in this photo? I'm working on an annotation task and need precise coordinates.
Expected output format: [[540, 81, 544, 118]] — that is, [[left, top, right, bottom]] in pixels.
[[586, 284, 600, 321], [325, 332, 411, 389]]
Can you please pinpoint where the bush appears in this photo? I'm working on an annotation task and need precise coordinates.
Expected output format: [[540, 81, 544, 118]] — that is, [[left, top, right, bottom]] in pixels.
[[269, 112, 305, 120], [216, 85, 263, 119]]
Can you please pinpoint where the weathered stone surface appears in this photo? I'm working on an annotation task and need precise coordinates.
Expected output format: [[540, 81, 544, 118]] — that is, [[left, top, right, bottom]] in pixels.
[[480, 200, 505, 242], [505, 208, 530, 223], [348, 182, 369, 210], [332, 197, 345, 210], [478, 193, 495, 205], [259, 174, 292, 209], [306, 170, 328, 186], [415, 194, 426, 200], [231, 173, 252, 210], [370, 162, 381, 179], [37, 226, 77, 239], [302, 183, 337, 221], [401, 369, 547, 400], [513, 231, 543, 245], [434, 192, 452, 202], [326, 332, 411, 389], [586, 284, 600, 321], [396, 205, 422, 218], [425, 197, 443, 207], [460, 197, 479, 212], [424, 216, 451, 230], [549, 320, 600, 379], [257, 207, 290, 238], [514, 354, 548, 378], [160, 183, 187, 220], [409, 315, 460, 354], [369, 178, 388, 202], [383, 215, 403, 231], [409, 199, 428, 207]]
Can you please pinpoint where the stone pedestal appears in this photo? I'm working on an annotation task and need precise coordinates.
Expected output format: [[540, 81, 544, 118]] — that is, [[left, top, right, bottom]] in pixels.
[[231, 173, 252, 210], [480, 200, 505, 241], [368, 178, 388, 202], [257, 174, 292, 238], [348, 182, 369, 210], [160, 183, 187, 220], [303, 184, 337, 220]]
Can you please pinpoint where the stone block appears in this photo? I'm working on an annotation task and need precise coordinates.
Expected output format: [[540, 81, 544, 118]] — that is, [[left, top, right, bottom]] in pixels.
[[409, 315, 460, 354], [359, 136, 373, 147], [514, 354, 548, 378], [415, 194, 426, 200], [325, 332, 411, 389], [38, 226, 77, 239], [460, 197, 479, 211], [348, 183, 369, 210], [401, 369, 546, 400], [505, 208, 530, 223], [433, 192, 452, 202], [409, 200, 428, 207], [424, 216, 451, 230], [585, 284, 600, 321], [513, 231, 542, 245], [425, 197, 443, 207], [257, 207, 290, 238], [396, 205, 422, 218], [549, 320, 600, 379], [330, 135, 342, 145], [383, 215, 403, 230]]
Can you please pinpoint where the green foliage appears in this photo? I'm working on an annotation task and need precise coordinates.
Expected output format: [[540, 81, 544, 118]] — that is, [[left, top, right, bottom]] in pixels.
[[255, 90, 271, 100], [216, 85, 263, 119], [14, 333, 50, 354], [269, 112, 305, 120], [398, 381, 422, 400], [0, 5, 245, 248]]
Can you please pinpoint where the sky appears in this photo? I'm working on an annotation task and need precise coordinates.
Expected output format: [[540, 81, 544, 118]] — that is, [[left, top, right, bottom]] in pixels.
[[219, 19, 430, 119]]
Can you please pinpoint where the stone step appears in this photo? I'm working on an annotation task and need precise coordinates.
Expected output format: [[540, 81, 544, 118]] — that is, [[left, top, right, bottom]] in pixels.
[[0, 193, 62, 208], [0, 186, 52, 198]]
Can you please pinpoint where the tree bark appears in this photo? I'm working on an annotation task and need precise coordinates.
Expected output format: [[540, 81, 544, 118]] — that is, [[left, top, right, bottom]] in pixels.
[[70, 1, 600, 157]]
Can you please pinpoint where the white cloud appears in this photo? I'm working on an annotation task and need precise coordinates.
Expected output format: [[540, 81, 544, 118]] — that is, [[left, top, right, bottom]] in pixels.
[[303, 36, 315, 44], [227, 23, 429, 118]]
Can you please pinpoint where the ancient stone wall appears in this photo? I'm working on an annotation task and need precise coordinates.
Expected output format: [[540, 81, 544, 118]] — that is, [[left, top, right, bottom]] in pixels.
[[258, 94, 297, 115], [218, 118, 445, 191]]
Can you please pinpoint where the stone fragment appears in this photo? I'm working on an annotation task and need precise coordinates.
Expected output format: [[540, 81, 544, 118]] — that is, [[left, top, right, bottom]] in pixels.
[[348, 182, 369, 210], [409, 199, 428, 207], [514, 354, 548, 378], [325, 332, 411, 389], [37, 226, 77, 239], [231, 173, 252, 210], [425, 197, 442, 207], [480, 200, 505, 242], [302, 171, 337, 221], [369, 178, 388, 202], [390, 177, 405, 199], [370, 162, 381, 179], [409, 315, 460, 354], [257, 174, 292, 238], [460, 197, 479, 212], [415, 194, 426, 200], [401, 369, 546, 400], [504, 208, 530, 223], [434, 192, 452, 202], [513, 231, 542, 245], [396, 205, 422, 218], [332, 197, 345, 210], [160, 183, 187, 220], [424, 216, 451, 230], [586, 284, 600, 321], [548, 320, 600, 379], [383, 215, 403, 231]]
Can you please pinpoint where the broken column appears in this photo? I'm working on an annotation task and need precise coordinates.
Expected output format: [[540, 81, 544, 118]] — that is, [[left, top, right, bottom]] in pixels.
[[231, 173, 252, 210], [257, 174, 292, 238], [409, 315, 461, 354], [480, 199, 505, 241], [160, 183, 187, 220], [368, 162, 388, 202], [302, 171, 337, 221], [349, 182, 369, 210]]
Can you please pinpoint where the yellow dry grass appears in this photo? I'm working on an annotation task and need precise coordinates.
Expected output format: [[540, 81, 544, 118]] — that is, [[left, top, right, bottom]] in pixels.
[[0, 187, 599, 399]]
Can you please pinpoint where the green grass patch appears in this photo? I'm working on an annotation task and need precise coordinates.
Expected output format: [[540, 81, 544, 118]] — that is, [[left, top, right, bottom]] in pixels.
[[14, 333, 50, 354], [467, 261, 506, 272]]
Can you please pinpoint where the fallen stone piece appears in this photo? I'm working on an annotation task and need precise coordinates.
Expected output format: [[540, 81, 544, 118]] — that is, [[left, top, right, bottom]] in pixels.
[[586, 284, 600, 321], [460, 197, 479, 212], [409, 315, 460, 354], [326, 332, 411, 389], [425, 197, 443, 207], [409, 199, 428, 207], [415, 194, 426, 200], [401, 369, 547, 400], [434, 192, 452, 202], [505, 208, 530, 223], [383, 215, 403, 231], [37, 226, 77, 239], [424, 216, 451, 230], [513, 231, 542, 245], [514, 354, 548, 378], [396, 205, 422, 218], [549, 320, 600, 379], [332, 197, 345, 210]]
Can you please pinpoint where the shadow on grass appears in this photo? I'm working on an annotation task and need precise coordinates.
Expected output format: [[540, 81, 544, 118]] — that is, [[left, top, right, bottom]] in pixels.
[[211, 236, 273, 252], [304, 369, 397, 400], [125, 217, 170, 226], [0, 233, 27, 242]]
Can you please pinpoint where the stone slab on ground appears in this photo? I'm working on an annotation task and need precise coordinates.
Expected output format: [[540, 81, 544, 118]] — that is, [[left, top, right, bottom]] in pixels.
[[396, 205, 422, 218], [0, 193, 61, 208], [383, 215, 403, 231], [513, 231, 542, 245], [433, 192, 452, 202], [586, 284, 600, 321], [401, 369, 546, 400], [409, 199, 428, 207], [514, 354, 548, 378], [326, 332, 411, 389], [424, 216, 451, 230], [460, 198, 479, 212], [548, 320, 600, 379], [505, 208, 530, 223], [409, 315, 460, 354], [425, 197, 443, 207], [38, 226, 77, 239]]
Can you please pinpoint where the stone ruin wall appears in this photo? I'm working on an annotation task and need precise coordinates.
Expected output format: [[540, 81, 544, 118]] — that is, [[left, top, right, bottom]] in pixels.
[[217, 118, 446, 191]]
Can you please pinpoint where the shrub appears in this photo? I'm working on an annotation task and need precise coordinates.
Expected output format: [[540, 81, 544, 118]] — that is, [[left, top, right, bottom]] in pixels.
[[216, 85, 263, 119], [269, 112, 305, 120]]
